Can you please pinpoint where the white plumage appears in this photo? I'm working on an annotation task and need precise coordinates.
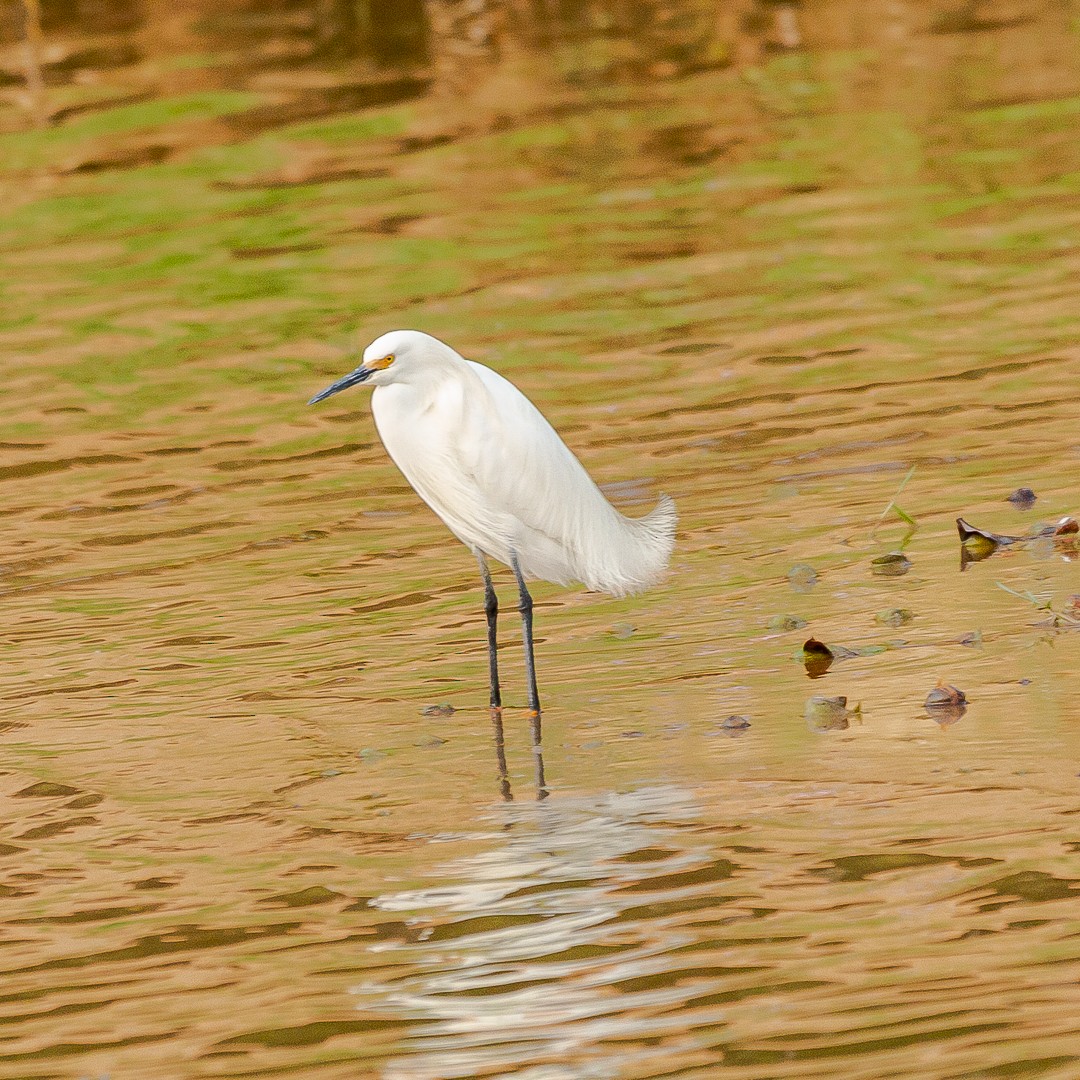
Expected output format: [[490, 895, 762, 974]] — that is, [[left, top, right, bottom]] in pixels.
[[309, 329, 676, 711]]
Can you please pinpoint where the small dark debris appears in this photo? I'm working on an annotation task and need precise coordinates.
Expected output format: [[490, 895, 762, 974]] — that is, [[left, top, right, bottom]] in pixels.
[[415, 735, 448, 748], [926, 683, 967, 708], [958, 517, 1015, 568], [957, 517, 1018, 546], [871, 552, 912, 577], [620, 730, 646, 739], [876, 608, 914, 627], [1007, 487, 1037, 509], [709, 714, 751, 738], [420, 704, 455, 717], [720, 714, 751, 729], [801, 637, 833, 678], [958, 514, 1077, 570], [787, 564, 818, 593], [805, 695, 856, 731]]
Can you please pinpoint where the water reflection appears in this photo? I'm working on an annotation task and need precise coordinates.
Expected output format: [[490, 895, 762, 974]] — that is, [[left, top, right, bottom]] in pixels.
[[490, 707, 548, 802], [3, 3, 1080, 1078], [355, 777, 1080, 1079], [361, 787, 720, 1080]]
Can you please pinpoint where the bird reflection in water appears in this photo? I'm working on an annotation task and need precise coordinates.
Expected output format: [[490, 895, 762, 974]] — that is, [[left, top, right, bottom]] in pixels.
[[491, 707, 547, 802]]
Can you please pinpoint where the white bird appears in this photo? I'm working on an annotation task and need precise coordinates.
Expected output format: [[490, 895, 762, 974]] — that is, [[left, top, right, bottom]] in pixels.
[[309, 330, 676, 714]]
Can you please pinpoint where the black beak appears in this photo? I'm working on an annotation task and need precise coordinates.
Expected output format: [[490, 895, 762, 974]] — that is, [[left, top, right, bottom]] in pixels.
[[308, 366, 374, 405]]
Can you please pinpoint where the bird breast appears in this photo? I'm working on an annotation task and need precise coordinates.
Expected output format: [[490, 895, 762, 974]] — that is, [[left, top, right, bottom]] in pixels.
[[370, 372, 517, 556]]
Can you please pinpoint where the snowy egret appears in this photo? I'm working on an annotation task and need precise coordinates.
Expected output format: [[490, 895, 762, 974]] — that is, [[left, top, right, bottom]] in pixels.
[[309, 330, 676, 713]]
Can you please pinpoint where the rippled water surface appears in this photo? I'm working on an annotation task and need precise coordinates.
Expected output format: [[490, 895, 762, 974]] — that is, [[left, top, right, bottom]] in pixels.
[[2, 4, 1080, 1077]]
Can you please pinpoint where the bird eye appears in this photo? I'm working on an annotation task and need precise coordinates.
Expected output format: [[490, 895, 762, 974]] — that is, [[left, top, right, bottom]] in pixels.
[[369, 353, 395, 370]]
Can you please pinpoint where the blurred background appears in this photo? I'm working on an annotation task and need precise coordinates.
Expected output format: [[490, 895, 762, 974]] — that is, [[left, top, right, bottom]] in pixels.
[[2, 3, 1080, 1079]]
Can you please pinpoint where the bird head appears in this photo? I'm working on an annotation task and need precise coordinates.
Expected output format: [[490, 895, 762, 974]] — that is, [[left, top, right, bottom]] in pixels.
[[308, 330, 450, 404]]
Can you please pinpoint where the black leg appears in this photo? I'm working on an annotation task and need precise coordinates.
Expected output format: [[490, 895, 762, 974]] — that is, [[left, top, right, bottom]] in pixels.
[[510, 552, 541, 715], [476, 553, 501, 709]]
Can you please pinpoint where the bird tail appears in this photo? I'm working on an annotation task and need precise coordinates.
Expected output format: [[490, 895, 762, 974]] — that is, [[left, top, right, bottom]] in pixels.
[[594, 493, 677, 598]]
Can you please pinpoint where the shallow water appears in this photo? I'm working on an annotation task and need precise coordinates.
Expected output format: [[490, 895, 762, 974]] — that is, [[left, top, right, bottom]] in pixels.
[[2, 3, 1080, 1077]]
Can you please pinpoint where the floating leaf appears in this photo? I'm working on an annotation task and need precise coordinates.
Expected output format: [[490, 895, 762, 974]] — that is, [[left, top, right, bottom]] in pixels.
[[801, 637, 833, 678], [956, 515, 1077, 567], [871, 552, 912, 577], [787, 564, 818, 593], [956, 518, 1020, 546], [768, 614, 808, 632], [414, 735, 448, 748], [852, 644, 889, 656], [805, 695, 859, 731], [1007, 487, 1037, 509], [420, 703, 455, 717], [800, 638, 878, 677], [957, 516, 1023, 569], [959, 533, 998, 566], [876, 607, 914, 627]]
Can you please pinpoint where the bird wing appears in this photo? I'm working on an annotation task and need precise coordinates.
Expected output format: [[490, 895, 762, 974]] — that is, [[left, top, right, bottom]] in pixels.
[[373, 357, 671, 594], [455, 361, 622, 583]]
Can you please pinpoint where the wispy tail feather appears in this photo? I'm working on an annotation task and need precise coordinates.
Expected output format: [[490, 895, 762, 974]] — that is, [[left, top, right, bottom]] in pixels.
[[587, 493, 677, 598]]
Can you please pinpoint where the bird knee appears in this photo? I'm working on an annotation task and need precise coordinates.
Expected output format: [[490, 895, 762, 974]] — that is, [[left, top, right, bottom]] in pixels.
[[484, 593, 498, 619], [518, 590, 533, 615]]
